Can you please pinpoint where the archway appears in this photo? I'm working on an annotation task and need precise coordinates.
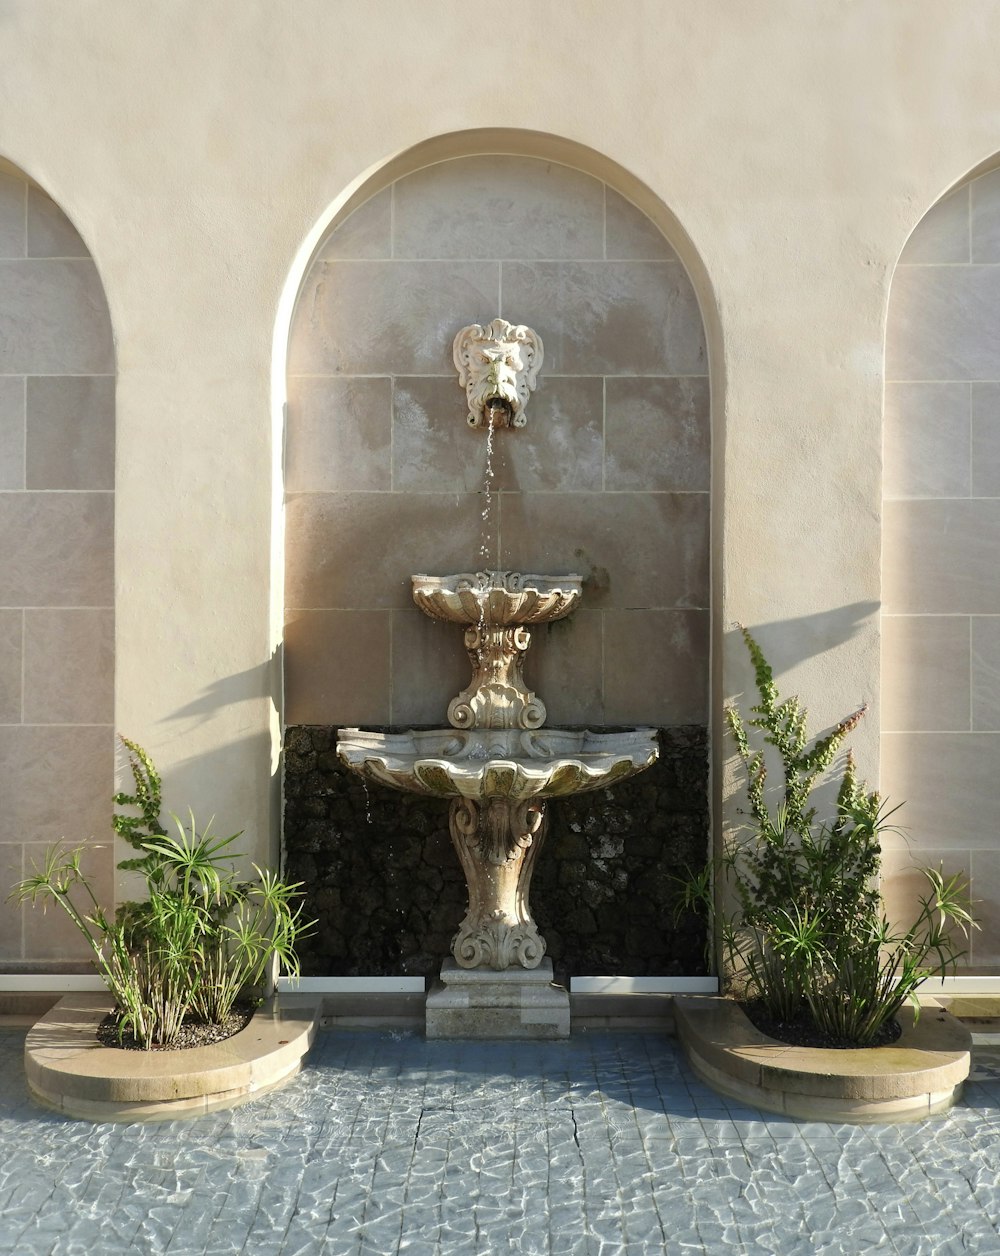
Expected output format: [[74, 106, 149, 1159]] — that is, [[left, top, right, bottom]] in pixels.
[[279, 136, 718, 978], [883, 161, 1000, 969], [0, 159, 115, 968]]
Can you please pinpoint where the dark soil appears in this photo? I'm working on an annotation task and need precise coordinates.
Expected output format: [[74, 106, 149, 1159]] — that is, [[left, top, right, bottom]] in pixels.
[[741, 999, 902, 1050], [96, 1003, 255, 1051]]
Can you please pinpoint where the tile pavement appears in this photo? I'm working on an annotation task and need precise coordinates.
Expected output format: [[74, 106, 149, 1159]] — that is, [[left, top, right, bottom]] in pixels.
[[1, 1028, 1000, 1254]]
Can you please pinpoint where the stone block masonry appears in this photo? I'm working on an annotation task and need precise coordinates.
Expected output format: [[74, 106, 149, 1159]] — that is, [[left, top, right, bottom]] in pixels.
[[283, 725, 709, 978]]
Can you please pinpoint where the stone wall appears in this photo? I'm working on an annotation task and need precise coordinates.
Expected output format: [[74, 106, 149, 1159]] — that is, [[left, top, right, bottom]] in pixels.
[[0, 162, 115, 967], [284, 724, 709, 978], [883, 167, 1000, 965], [284, 154, 710, 734]]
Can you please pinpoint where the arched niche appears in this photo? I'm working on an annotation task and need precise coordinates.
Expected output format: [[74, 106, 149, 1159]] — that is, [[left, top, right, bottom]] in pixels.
[[0, 159, 115, 967], [883, 160, 1000, 968], [279, 134, 719, 978], [282, 138, 714, 731]]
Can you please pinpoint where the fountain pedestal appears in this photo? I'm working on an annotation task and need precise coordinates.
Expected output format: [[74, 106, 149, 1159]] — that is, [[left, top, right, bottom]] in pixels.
[[426, 958, 570, 1040], [429, 789, 570, 1036], [447, 795, 547, 970]]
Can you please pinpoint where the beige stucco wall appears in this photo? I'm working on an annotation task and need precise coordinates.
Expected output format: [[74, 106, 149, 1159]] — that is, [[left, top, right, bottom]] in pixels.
[[1, 2, 1000, 960]]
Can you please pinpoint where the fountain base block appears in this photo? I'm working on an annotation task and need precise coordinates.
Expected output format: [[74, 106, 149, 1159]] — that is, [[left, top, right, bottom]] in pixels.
[[425, 958, 570, 1040]]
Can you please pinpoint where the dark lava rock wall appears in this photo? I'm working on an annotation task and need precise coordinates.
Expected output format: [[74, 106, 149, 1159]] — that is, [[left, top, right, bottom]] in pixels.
[[283, 725, 710, 978]]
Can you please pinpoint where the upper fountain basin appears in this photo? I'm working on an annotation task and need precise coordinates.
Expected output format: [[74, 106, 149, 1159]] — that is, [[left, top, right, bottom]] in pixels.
[[412, 571, 582, 629], [337, 727, 659, 801]]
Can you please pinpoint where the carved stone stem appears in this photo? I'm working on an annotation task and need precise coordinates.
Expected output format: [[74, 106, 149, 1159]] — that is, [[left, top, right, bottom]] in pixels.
[[448, 796, 548, 970], [448, 624, 545, 730]]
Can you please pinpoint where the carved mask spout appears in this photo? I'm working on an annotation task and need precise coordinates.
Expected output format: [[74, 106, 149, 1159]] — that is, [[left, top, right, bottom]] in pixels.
[[453, 318, 544, 429]]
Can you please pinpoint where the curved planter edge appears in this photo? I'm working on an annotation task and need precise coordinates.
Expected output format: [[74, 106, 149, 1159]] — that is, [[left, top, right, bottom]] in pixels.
[[674, 994, 972, 1123], [25, 992, 321, 1122]]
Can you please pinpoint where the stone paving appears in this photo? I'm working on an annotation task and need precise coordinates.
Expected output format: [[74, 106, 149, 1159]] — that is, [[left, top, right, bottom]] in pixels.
[[1, 1027, 1000, 1254]]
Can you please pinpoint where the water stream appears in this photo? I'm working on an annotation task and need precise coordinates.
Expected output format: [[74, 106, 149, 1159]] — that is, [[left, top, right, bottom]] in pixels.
[[479, 415, 497, 566]]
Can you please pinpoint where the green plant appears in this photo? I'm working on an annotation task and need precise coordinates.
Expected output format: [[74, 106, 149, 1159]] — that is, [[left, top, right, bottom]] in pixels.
[[189, 864, 309, 1025], [670, 862, 716, 975], [10, 843, 199, 1048], [719, 624, 975, 1046], [11, 739, 313, 1049], [113, 737, 167, 874]]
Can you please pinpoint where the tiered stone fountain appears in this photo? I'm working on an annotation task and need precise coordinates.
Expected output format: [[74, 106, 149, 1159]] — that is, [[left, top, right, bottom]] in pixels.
[[337, 320, 659, 1038]]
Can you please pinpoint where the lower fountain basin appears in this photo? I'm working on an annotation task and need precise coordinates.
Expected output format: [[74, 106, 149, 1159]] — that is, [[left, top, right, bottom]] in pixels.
[[337, 726, 658, 800]]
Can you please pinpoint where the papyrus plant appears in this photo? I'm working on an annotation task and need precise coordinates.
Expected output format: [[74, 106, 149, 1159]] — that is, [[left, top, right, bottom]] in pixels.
[[11, 738, 312, 1049]]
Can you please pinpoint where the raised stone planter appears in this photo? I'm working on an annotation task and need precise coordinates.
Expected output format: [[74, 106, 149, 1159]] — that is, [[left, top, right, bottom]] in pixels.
[[25, 993, 320, 1122], [675, 994, 972, 1123]]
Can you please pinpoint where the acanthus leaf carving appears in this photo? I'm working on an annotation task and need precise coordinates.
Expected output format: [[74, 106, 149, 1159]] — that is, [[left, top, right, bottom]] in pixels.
[[448, 795, 548, 970]]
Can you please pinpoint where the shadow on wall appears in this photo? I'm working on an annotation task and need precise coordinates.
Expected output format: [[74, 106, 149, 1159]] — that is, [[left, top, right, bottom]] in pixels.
[[151, 650, 281, 870], [124, 724, 278, 883], [165, 646, 282, 723], [729, 602, 879, 677], [142, 730, 277, 871], [722, 602, 880, 832]]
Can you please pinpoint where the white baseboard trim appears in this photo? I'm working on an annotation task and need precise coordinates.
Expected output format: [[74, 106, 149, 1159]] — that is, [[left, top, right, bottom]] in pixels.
[[0, 975, 427, 995], [7, 974, 995, 997], [570, 976, 720, 994], [919, 976, 1000, 994], [0, 976, 105, 992], [276, 976, 427, 993]]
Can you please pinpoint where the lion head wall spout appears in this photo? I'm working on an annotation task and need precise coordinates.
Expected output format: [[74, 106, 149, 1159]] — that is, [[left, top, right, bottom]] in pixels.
[[453, 318, 543, 429]]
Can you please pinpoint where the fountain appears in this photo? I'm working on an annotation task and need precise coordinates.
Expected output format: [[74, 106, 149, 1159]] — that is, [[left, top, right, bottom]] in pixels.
[[337, 321, 659, 1038]]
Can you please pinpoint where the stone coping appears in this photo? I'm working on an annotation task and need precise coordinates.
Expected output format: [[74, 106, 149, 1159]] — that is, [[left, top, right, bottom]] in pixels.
[[674, 994, 972, 1123], [25, 993, 320, 1122]]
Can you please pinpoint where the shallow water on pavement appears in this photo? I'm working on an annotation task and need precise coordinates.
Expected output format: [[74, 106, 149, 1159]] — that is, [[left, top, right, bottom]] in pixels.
[[1, 1028, 999, 1254]]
